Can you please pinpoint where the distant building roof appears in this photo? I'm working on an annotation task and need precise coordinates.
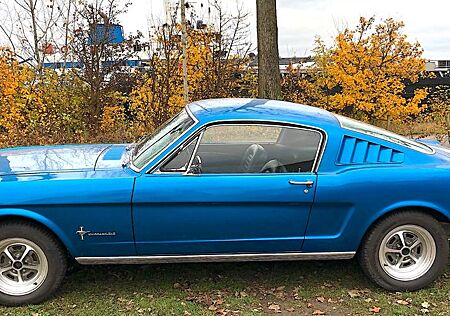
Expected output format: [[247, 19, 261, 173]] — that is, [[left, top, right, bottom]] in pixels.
[[249, 56, 314, 67]]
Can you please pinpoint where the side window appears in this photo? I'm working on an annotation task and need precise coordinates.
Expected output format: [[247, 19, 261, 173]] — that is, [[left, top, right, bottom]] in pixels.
[[194, 124, 322, 174], [159, 137, 199, 172], [201, 125, 281, 144], [276, 128, 322, 172]]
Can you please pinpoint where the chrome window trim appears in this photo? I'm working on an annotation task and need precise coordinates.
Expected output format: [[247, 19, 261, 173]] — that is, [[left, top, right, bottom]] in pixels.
[[150, 119, 328, 175], [155, 132, 203, 175], [184, 130, 204, 175], [130, 106, 200, 173], [75, 251, 355, 265], [333, 114, 435, 155]]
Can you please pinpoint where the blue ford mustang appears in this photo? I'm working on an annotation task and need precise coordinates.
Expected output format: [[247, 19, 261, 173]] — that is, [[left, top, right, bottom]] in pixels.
[[0, 98, 449, 305]]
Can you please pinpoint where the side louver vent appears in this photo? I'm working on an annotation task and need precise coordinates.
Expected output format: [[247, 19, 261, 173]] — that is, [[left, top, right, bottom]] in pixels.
[[337, 136, 404, 165]]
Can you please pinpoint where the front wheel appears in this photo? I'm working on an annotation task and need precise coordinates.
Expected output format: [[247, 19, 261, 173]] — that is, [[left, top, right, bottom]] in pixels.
[[0, 221, 67, 306], [359, 211, 449, 291]]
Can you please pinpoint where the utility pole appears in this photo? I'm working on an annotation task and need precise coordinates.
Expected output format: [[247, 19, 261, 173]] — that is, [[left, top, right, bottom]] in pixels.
[[180, 0, 189, 103]]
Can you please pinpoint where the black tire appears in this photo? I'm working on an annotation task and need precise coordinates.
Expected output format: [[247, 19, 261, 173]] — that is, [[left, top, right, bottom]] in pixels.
[[358, 210, 448, 291], [0, 220, 67, 306]]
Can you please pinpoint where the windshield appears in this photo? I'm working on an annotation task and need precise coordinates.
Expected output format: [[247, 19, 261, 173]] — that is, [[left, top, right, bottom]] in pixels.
[[334, 114, 434, 154], [132, 109, 195, 169]]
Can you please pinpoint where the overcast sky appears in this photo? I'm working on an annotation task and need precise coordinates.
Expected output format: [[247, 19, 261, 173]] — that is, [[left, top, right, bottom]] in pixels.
[[122, 0, 450, 60]]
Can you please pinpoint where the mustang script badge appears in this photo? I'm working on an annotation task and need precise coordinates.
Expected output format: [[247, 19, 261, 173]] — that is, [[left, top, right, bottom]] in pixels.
[[76, 226, 116, 241]]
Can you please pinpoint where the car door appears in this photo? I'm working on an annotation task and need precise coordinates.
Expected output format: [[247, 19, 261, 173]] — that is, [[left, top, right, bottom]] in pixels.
[[132, 122, 324, 255]]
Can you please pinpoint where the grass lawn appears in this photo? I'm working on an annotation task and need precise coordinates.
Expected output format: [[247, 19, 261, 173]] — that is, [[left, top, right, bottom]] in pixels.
[[1, 258, 449, 316]]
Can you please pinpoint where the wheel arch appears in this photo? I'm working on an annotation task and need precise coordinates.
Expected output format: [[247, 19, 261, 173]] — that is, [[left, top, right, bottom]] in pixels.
[[359, 203, 450, 251], [0, 209, 76, 257]]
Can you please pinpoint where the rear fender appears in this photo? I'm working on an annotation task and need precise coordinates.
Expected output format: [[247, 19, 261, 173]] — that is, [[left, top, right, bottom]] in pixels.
[[374, 201, 450, 224]]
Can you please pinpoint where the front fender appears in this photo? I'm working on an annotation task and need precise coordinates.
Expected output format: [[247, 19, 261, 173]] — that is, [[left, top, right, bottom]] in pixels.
[[0, 208, 77, 256]]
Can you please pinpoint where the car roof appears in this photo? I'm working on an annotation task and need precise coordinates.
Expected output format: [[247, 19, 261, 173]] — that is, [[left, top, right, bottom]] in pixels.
[[187, 98, 340, 129]]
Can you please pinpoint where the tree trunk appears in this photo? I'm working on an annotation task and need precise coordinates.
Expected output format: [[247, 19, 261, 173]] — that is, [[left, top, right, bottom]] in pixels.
[[256, 0, 281, 99], [29, 0, 42, 71], [446, 112, 450, 141]]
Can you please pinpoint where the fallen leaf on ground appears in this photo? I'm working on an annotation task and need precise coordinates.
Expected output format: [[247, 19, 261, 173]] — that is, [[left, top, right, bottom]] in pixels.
[[422, 302, 430, 308], [269, 304, 281, 312], [312, 310, 325, 315], [316, 296, 325, 303], [286, 307, 295, 312], [348, 289, 361, 298], [208, 305, 217, 311], [216, 309, 227, 316], [369, 306, 381, 313], [396, 299, 410, 305]]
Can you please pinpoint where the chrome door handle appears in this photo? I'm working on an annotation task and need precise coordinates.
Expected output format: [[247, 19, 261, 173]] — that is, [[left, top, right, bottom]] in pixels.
[[288, 180, 314, 188]]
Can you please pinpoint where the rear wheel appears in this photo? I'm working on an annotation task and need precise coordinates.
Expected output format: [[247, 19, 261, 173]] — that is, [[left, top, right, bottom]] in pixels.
[[359, 211, 448, 291], [0, 221, 67, 306]]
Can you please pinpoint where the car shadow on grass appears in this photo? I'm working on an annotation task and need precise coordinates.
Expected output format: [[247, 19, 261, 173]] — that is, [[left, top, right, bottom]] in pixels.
[[68, 259, 368, 289]]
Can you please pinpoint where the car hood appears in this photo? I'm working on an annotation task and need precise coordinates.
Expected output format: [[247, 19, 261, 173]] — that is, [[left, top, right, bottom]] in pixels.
[[0, 144, 129, 176]]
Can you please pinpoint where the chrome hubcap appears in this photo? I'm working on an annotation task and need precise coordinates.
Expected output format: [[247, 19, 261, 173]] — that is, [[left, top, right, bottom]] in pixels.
[[378, 225, 436, 281], [0, 238, 48, 296]]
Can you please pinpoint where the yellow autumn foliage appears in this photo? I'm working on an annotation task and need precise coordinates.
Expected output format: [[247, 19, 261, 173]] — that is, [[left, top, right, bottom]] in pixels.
[[324, 17, 428, 123], [1, 24, 256, 148], [0, 17, 444, 148], [418, 86, 450, 137], [0, 47, 89, 147], [283, 18, 429, 128], [127, 27, 255, 138]]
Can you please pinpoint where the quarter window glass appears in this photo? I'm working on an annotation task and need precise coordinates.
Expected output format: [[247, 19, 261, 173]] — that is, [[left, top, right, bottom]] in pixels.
[[160, 137, 198, 172], [195, 124, 321, 174]]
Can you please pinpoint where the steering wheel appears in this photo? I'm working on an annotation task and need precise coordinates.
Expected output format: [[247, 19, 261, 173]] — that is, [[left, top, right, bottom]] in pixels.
[[260, 159, 287, 173]]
